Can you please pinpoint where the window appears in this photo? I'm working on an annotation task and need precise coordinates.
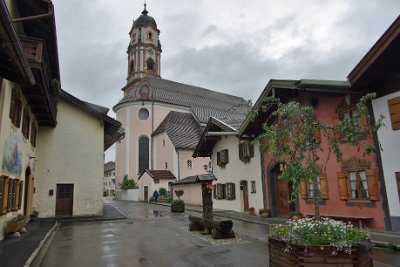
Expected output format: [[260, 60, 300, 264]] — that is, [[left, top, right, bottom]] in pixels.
[[138, 136, 149, 173], [165, 162, 168, 169], [208, 161, 212, 169], [129, 60, 134, 73], [9, 89, 22, 127], [337, 157, 380, 201], [22, 108, 30, 139], [215, 183, 226, 200], [225, 183, 236, 200], [239, 142, 254, 162], [187, 160, 192, 169], [147, 32, 152, 40], [388, 96, 400, 130], [300, 174, 329, 200], [251, 181, 256, 193], [217, 149, 229, 167], [147, 58, 154, 71], [163, 140, 165, 147], [30, 122, 37, 147], [138, 108, 149, 120], [349, 171, 369, 199]]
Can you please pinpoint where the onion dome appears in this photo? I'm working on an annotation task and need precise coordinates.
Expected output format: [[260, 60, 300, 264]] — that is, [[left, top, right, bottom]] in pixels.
[[132, 3, 158, 31]]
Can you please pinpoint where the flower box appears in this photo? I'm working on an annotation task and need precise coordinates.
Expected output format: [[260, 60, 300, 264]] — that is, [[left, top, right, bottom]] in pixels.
[[268, 238, 372, 266], [6, 216, 29, 234]]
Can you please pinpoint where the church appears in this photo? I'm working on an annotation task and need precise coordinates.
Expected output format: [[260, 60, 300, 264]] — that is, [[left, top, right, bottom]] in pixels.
[[113, 4, 249, 199]]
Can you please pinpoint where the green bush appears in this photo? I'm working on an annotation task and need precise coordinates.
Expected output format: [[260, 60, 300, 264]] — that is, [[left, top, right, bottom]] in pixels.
[[159, 187, 167, 197], [120, 174, 138, 190], [149, 196, 155, 203], [171, 199, 184, 205]]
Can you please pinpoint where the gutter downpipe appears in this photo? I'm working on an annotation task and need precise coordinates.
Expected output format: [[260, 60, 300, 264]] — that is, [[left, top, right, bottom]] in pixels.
[[0, 0, 35, 85]]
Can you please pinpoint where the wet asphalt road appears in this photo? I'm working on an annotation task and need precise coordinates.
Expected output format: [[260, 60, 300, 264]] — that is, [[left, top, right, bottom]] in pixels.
[[39, 200, 400, 267]]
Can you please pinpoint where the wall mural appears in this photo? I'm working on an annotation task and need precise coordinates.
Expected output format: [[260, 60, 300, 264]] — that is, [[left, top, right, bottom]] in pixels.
[[1, 132, 22, 177]]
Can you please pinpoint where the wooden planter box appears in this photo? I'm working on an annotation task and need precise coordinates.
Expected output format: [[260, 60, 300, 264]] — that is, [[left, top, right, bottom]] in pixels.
[[171, 203, 185, 212], [6, 217, 29, 234], [268, 237, 372, 267]]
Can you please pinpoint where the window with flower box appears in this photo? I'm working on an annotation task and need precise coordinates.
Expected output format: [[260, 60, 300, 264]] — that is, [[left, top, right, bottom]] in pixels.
[[239, 142, 254, 162]]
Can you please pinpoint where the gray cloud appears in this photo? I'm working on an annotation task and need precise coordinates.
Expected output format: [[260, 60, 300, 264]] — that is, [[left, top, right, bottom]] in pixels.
[[50, 0, 400, 161]]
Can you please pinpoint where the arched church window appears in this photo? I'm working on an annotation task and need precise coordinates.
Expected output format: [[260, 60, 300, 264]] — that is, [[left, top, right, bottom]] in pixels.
[[147, 32, 152, 40], [147, 58, 154, 71], [138, 108, 149, 120], [138, 136, 149, 173]]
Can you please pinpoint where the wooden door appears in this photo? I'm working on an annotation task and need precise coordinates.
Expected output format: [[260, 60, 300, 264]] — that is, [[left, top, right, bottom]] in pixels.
[[24, 168, 33, 217], [242, 181, 249, 211], [275, 173, 291, 217], [56, 184, 73, 216], [144, 186, 148, 202]]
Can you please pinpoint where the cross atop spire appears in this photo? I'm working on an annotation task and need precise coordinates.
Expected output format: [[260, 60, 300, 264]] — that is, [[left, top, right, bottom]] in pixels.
[[142, 0, 148, 15]]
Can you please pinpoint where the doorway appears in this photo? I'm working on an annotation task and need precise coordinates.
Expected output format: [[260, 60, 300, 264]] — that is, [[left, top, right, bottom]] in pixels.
[[273, 168, 292, 217], [241, 180, 249, 211], [23, 167, 34, 217], [56, 184, 74, 216], [144, 186, 148, 202]]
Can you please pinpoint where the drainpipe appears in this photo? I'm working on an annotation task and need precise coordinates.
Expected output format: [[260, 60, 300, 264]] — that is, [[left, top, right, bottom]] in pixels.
[[0, 0, 35, 85], [12, 1, 54, 23]]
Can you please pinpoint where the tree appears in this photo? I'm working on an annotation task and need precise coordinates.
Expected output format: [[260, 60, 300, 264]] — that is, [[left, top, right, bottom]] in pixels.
[[257, 93, 384, 220], [120, 174, 138, 190]]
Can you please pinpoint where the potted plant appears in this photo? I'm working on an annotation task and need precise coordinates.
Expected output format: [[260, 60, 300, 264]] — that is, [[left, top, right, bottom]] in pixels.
[[248, 207, 255, 215], [6, 214, 29, 234], [171, 190, 185, 212], [257, 94, 383, 266], [259, 208, 270, 218]]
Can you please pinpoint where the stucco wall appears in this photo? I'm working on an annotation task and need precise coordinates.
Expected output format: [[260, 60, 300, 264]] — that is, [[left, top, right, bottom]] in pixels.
[[178, 150, 210, 180], [212, 136, 263, 213], [171, 183, 203, 205], [121, 189, 139, 201], [138, 172, 174, 201], [35, 98, 104, 217], [0, 80, 36, 240], [372, 92, 400, 217], [153, 133, 175, 174], [114, 102, 191, 186]]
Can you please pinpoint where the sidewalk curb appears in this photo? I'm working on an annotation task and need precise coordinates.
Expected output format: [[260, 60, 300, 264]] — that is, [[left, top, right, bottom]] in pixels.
[[24, 221, 60, 267], [372, 240, 400, 251]]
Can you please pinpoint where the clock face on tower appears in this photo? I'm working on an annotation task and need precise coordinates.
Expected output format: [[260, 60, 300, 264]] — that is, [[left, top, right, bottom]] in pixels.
[[147, 48, 154, 55]]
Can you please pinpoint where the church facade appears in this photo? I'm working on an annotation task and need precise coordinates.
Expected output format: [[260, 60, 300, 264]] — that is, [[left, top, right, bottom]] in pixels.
[[113, 5, 248, 198]]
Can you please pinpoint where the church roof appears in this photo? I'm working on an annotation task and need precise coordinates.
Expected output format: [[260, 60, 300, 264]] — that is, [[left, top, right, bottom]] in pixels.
[[152, 111, 202, 150], [116, 77, 249, 127]]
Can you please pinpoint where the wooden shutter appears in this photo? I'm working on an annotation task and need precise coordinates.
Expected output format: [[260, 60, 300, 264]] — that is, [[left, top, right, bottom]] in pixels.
[[319, 174, 329, 200], [0, 176, 4, 214], [18, 181, 23, 210], [388, 96, 400, 130], [249, 144, 254, 158], [366, 169, 380, 201], [7, 179, 13, 212], [238, 143, 243, 161], [359, 114, 368, 128], [337, 172, 349, 200], [396, 172, 400, 202], [213, 184, 217, 199], [12, 179, 17, 211], [299, 180, 307, 199], [221, 149, 229, 165], [217, 151, 221, 166]]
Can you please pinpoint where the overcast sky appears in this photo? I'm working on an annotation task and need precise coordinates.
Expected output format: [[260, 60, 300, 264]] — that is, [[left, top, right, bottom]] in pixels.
[[51, 0, 400, 161]]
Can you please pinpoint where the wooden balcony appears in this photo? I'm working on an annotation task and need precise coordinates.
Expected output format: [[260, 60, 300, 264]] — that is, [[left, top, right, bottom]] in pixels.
[[20, 36, 57, 126]]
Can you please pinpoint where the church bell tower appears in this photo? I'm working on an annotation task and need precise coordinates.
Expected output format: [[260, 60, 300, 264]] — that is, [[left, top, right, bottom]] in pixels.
[[126, 3, 162, 86]]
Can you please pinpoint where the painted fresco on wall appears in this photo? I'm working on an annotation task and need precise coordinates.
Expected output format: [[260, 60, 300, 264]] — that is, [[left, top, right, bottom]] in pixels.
[[1, 132, 22, 177]]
